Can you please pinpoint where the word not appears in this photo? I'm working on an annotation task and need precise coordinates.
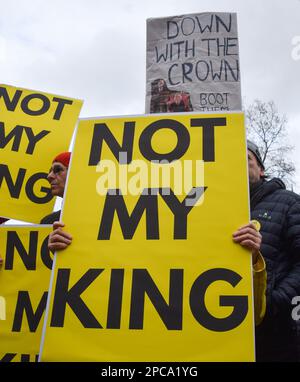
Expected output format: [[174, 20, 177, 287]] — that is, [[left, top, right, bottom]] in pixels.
[[89, 117, 227, 165], [166, 14, 233, 39], [0, 86, 73, 120], [49, 267, 248, 332]]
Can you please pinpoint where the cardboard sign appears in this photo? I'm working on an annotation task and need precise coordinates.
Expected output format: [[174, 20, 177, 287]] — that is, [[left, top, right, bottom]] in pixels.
[[0, 226, 52, 362], [40, 112, 254, 361], [146, 13, 241, 113], [0, 84, 83, 223]]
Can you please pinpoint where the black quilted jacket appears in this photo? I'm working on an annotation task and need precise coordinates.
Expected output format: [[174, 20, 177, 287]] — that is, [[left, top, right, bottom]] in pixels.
[[251, 178, 300, 361]]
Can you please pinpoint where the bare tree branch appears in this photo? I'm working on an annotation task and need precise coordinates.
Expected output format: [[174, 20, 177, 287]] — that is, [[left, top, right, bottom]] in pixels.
[[245, 99, 295, 189]]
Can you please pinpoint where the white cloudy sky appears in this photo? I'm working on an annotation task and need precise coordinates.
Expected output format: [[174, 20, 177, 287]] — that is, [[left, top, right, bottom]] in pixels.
[[1, 0, 300, 192]]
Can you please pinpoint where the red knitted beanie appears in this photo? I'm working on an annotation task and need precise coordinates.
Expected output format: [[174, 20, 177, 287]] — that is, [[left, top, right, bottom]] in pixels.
[[52, 152, 71, 167]]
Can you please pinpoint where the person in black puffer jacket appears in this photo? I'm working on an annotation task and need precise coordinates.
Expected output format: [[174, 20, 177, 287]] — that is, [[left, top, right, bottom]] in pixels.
[[247, 140, 300, 362]]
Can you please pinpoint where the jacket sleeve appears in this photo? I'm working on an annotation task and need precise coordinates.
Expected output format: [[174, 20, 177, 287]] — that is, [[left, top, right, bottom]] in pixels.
[[271, 198, 300, 315], [253, 252, 267, 325]]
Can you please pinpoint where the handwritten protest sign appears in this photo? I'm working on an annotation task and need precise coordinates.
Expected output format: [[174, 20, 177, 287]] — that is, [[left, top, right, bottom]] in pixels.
[[146, 12, 241, 113], [0, 84, 82, 223]]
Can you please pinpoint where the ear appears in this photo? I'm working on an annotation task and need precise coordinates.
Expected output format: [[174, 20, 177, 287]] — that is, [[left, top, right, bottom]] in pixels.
[[260, 167, 265, 177]]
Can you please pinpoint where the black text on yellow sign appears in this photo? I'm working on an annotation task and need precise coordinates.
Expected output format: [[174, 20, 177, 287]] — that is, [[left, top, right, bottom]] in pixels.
[[40, 113, 254, 361], [44, 115, 246, 330], [0, 85, 82, 223], [48, 267, 248, 332], [0, 226, 52, 362], [87, 116, 226, 240]]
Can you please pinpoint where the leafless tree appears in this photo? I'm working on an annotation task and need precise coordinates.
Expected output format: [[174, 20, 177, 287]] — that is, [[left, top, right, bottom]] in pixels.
[[245, 99, 295, 189]]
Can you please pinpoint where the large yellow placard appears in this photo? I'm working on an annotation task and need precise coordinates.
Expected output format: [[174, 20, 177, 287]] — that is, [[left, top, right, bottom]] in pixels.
[[40, 112, 254, 361], [0, 226, 52, 362], [0, 84, 83, 223]]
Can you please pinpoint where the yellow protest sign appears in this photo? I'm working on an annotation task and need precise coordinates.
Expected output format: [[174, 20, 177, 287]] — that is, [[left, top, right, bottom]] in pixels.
[[0, 84, 83, 223], [40, 112, 254, 361], [0, 225, 52, 362]]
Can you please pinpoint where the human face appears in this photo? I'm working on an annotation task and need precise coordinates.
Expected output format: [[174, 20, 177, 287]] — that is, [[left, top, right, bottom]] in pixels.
[[247, 150, 264, 185], [47, 161, 68, 197]]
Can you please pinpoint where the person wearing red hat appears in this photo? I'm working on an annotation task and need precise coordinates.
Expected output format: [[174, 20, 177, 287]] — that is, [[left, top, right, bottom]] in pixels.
[[40, 152, 71, 224]]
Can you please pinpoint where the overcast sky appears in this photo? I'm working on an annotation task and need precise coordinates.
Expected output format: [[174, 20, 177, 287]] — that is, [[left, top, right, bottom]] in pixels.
[[1, 0, 300, 193]]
